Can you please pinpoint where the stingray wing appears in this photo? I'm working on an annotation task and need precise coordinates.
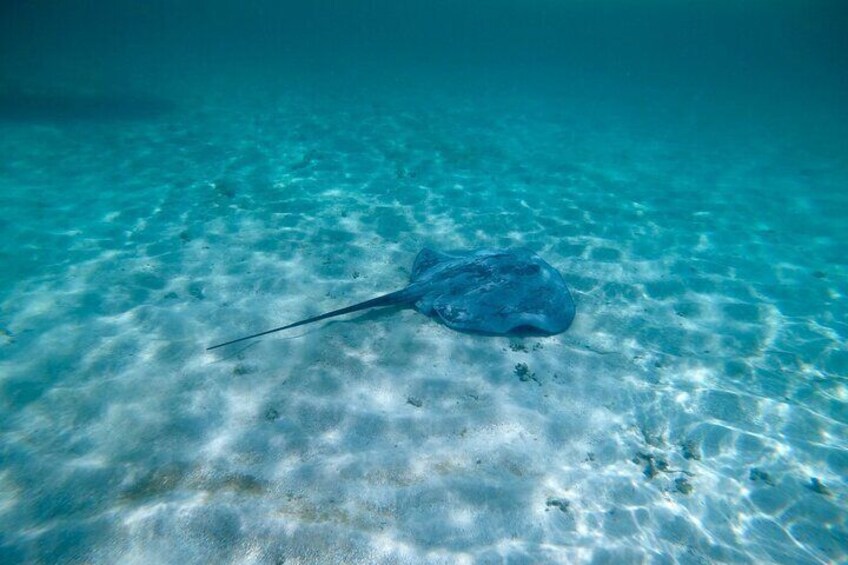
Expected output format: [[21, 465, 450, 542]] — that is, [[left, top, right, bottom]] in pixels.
[[410, 248, 454, 281], [414, 249, 575, 336]]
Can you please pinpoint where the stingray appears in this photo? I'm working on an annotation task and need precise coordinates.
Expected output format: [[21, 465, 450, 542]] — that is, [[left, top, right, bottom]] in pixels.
[[207, 248, 575, 350]]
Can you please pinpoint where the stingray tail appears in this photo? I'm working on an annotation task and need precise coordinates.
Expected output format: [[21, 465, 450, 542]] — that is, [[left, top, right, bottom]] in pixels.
[[206, 288, 413, 351]]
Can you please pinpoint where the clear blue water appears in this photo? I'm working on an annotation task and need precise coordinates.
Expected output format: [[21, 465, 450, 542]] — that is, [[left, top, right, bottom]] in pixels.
[[1, 2, 846, 563]]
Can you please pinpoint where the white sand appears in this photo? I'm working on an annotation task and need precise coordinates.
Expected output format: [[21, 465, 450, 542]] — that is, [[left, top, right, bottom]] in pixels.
[[0, 85, 845, 563]]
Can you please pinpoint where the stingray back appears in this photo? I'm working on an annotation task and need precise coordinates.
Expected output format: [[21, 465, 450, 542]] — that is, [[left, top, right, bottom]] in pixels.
[[409, 248, 575, 335]]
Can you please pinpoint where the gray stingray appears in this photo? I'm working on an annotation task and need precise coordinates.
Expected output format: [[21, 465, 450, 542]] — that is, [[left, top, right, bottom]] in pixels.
[[207, 248, 575, 350]]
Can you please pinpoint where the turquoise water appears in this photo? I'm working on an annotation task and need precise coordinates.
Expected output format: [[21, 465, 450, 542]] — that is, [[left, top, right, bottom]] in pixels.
[[2, 2, 847, 563]]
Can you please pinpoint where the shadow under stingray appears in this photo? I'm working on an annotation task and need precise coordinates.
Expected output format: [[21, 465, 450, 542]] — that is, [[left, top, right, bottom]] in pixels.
[[0, 90, 176, 123]]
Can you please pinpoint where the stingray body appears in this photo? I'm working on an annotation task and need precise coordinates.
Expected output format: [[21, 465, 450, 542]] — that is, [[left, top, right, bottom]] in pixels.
[[207, 248, 575, 350]]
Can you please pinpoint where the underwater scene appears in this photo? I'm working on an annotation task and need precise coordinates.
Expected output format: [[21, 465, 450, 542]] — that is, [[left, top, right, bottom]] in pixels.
[[1, 1, 846, 563]]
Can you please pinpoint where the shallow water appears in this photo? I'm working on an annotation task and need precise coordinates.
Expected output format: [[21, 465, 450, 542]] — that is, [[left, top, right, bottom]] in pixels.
[[1, 2, 847, 563]]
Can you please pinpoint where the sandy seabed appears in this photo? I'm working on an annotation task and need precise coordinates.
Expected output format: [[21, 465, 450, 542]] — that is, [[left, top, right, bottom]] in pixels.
[[1, 85, 846, 564]]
